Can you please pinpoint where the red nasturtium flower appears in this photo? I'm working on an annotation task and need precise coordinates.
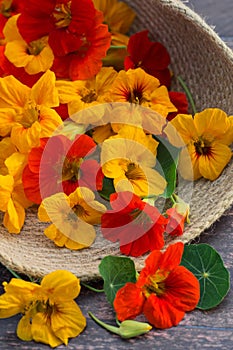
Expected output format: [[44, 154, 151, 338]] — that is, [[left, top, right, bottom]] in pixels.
[[101, 191, 167, 257], [17, 0, 111, 80], [22, 134, 103, 204], [124, 30, 171, 87], [167, 91, 189, 121], [166, 196, 190, 236], [114, 242, 200, 329]]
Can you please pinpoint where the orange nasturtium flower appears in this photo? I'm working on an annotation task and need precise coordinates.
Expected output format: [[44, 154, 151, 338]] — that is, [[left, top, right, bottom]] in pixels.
[[101, 125, 167, 197], [38, 187, 106, 250], [109, 68, 177, 117], [169, 108, 233, 180], [0, 270, 86, 347], [0, 70, 62, 153], [114, 242, 200, 329]]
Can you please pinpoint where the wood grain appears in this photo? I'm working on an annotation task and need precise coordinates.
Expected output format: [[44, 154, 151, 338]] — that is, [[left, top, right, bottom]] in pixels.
[[0, 1, 232, 349]]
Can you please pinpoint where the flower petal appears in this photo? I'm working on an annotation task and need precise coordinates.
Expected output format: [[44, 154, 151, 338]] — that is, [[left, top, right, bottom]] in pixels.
[[41, 270, 81, 301], [114, 282, 144, 321], [51, 300, 86, 343], [198, 142, 232, 180]]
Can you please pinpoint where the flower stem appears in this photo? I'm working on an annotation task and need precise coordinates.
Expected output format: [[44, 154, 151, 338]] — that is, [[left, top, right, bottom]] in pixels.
[[110, 45, 127, 49], [88, 312, 120, 336], [81, 282, 104, 293], [6, 267, 22, 279], [177, 76, 197, 115]]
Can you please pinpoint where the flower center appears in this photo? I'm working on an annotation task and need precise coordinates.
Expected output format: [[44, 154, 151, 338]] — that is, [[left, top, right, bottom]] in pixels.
[[125, 162, 146, 181], [127, 88, 143, 104], [0, 0, 13, 18], [194, 138, 211, 156], [53, 1, 72, 28], [81, 89, 97, 103], [72, 204, 86, 218], [21, 100, 40, 128], [62, 157, 83, 182], [144, 270, 169, 298], [130, 208, 153, 230], [27, 38, 47, 56]]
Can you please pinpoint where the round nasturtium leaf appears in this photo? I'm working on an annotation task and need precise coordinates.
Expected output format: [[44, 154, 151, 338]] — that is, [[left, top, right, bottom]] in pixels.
[[180, 244, 230, 310]]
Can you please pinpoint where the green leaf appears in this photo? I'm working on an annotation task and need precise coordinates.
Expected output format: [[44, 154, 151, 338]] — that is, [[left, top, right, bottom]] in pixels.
[[98, 176, 115, 200], [98, 256, 137, 306], [180, 244, 230, 310], [153, 136, 180, 198]]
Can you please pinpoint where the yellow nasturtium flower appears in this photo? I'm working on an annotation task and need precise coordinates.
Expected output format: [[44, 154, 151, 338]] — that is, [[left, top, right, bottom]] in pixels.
[[101, 125, 167, 197], [0, 270, 86, 348], [38, 187, 106, 250], [93, 0, 136, 35], [56, 67, 118, 116], [0, 151, 31, 233], [109, 68, 177, 117], [0, 70, 62, 153], [168, 108, 233, 181]]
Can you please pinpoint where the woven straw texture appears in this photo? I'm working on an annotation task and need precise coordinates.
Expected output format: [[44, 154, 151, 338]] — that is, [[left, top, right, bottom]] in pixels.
[[0, 0, 233, 280]]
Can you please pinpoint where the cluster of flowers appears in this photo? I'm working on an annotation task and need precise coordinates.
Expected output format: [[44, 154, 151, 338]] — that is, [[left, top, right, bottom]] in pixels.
[[0, 242, 200, 347], [0, 0, 233, 258], [0, 0, 232, 348]]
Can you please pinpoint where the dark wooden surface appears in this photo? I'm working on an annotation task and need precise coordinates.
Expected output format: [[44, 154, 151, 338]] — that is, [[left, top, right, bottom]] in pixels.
[[0, 1, 233, 349]]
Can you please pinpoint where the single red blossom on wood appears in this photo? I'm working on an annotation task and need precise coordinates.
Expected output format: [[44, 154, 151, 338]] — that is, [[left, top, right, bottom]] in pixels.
[[167, 91, 189, 121], [124, 30, 171, 87], [101, 191, 167, 257], [22, 134, 102, 204], [114, 242, 200, 329]]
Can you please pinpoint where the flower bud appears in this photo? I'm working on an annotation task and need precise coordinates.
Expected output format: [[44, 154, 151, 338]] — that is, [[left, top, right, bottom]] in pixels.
[[118, 320, 152, 338]]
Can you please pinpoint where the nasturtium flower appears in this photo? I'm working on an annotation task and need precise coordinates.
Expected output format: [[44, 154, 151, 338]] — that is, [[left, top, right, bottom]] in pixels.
[[38, 187, 106, 250], [0, 70, 62, 153], [0, 0, 22, 42], [93, 0, 136, 34], [51, 10, 111, 80], [167, 91, 189, 121], [22, 134, 103, 204], [101, 191, 167, 256], [114, 242, 200, 329], [169, 108, 233, 180], [0, 137, 16, 175], [56, 67, 117, 116], [124, 30, 171, 87], [166, 195, 190, 236], [4, 15, 54, 75], [0, 270, 86, 347], [0, 173, 31, 233], [17, 0, 111, 80], [109, 68, 177, 117], [101, 125, 166, 197]]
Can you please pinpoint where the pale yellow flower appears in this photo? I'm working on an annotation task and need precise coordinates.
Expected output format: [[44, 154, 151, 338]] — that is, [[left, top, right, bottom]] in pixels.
[[101, 125, 166, 197], [38, 188, 106, 250]]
